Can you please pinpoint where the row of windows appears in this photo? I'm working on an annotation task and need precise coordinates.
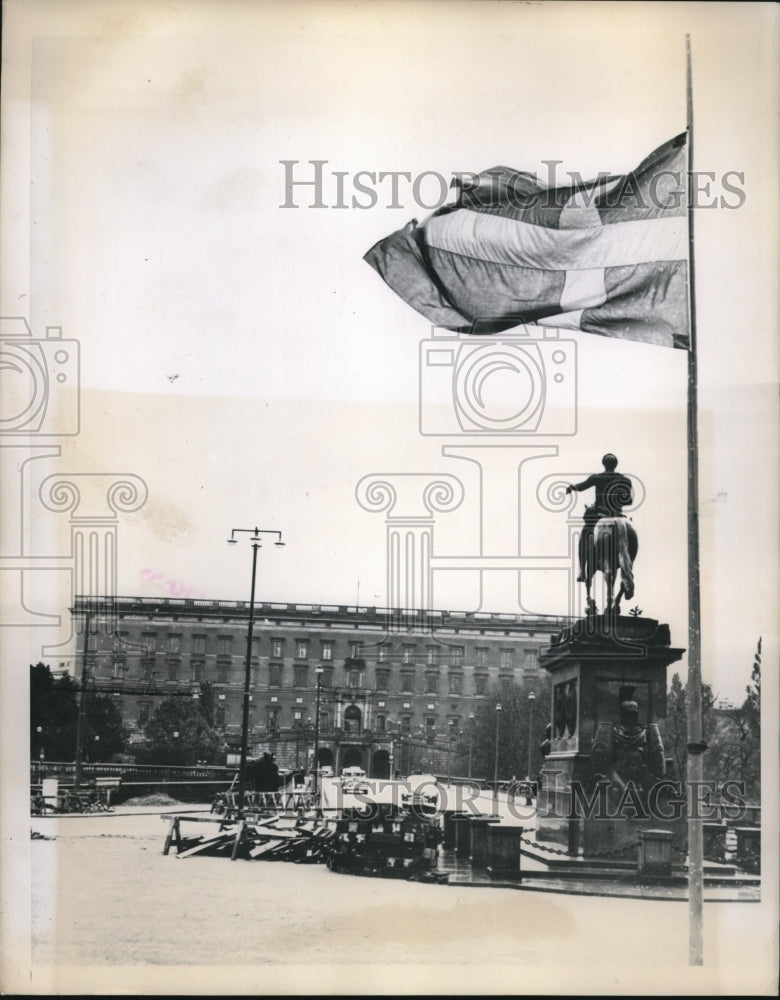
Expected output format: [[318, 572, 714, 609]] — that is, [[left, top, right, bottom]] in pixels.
[[136, 701, 469, 735], [99, 632, 534, 667], [125, 658, 522, 694]]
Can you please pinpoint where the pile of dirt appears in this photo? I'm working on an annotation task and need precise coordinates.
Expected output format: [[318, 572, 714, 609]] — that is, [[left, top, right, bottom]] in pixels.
[[122, 793, 181, 807]]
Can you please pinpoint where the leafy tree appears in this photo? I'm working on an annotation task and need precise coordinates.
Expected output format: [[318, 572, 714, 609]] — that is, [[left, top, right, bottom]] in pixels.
[[82, 693, 131, 761], [30, 662, 130, 761], [662, 639, 761, 801], [470, 674, 552, 782], [30, 662, 78, 760], [138, 682, 223, 765]]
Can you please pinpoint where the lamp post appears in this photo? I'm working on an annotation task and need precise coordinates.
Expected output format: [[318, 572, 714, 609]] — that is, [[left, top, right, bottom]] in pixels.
[[494, 702, 502, 813], [527, 692, 536, 783], [227, 526, 285, 815], [467, 712, 475, 780], [447, 719, 454, 785], [313, 667, 324, 806], [74, 608, 92, 791]]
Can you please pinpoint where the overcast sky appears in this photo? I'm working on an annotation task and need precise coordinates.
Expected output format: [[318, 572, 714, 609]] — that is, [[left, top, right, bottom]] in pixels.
[[2, 1, 777, 707]]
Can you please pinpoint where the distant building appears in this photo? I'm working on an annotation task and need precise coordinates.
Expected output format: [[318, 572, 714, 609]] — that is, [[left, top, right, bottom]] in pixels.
[[71, 596, 568, 778]]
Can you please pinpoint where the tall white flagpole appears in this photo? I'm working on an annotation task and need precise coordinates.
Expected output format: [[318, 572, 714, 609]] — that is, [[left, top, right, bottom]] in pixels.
[[685, 32, 706, 967]]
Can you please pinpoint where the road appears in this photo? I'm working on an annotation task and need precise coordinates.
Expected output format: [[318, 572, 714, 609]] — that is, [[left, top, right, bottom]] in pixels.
[[21, 805, 776, 996]]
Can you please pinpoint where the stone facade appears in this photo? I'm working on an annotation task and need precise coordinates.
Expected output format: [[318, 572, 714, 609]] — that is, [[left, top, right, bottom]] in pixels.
[[72, 596, 569, 777]]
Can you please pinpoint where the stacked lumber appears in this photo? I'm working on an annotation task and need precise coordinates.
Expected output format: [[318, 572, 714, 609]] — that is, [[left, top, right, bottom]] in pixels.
[[326, 804, 447, 882], [169, 815, 335, 863]]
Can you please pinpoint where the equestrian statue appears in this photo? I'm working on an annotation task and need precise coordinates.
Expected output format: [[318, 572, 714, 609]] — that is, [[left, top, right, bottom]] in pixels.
[[565, 453, 638, 615]]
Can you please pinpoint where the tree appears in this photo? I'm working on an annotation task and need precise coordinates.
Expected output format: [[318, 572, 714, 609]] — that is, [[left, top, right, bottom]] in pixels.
[[662, 639, 761, 802], [30, 662, 78, 760], [138, 682, 223, 765], [30, 662, 130, 761], [470, 674, 552, 782], [82, 693, 131, 762]]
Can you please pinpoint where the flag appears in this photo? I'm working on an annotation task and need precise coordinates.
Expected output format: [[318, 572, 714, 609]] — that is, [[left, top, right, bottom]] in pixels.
[[364, 134, 689, 349]]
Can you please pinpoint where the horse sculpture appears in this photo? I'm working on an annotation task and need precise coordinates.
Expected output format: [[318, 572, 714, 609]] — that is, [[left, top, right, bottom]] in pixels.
[[583, 516, 638, 615]]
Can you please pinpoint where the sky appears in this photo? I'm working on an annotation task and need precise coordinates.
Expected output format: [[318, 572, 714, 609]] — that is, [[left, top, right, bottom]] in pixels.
[[1, 0, 777, 708]]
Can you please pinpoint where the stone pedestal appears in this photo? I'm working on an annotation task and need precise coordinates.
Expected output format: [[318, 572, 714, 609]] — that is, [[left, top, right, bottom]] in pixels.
[[486, 825, 523, 879], [638, 829, 673, 878], [454, 814, 472, 856], [537, 615, 686, 861], [469, 816, 499, 867]]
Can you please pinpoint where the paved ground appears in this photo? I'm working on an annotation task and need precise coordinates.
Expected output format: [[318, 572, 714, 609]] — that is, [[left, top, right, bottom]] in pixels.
[[21, 806, 778, 995]]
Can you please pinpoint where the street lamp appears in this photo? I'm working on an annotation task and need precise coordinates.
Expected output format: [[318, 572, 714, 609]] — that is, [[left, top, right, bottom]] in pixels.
[[467, 712, 475, 780], [36, 725, 44, 765], [227, 525, 285, 815], [447, 719, 454, 785], [313, 667, 324, 806], [527, 692, 536, 783], [494, 702, 502, 812]]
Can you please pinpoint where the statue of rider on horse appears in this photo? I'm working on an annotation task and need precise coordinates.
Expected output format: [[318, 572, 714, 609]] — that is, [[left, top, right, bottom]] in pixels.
[[565, 454, 638, 615]]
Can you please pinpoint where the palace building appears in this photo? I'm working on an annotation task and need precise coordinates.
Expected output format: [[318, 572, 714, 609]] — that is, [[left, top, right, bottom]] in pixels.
[[72, 595, 568, 778]]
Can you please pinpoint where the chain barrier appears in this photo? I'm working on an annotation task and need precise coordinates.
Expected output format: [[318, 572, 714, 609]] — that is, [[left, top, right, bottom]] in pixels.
[[519, 833, 640, 859]]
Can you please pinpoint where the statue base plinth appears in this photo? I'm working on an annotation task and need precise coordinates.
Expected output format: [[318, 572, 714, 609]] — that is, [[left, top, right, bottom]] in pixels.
[[536, 614, 686, 861]]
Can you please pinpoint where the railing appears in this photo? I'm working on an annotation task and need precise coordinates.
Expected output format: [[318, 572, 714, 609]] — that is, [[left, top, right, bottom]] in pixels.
[[73, 595, 573, 631], [30, 760, 237, 783]]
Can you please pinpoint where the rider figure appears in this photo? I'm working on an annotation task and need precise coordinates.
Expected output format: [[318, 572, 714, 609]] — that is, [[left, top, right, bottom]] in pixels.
[[565, 454, 633, 583]]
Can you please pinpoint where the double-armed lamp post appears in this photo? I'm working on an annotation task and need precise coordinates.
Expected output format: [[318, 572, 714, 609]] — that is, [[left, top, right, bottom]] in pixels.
[[227, 526, 285, 815]]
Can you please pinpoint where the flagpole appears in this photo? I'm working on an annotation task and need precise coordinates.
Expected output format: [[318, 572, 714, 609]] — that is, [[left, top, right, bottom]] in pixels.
[[685, 32, 706, 967]]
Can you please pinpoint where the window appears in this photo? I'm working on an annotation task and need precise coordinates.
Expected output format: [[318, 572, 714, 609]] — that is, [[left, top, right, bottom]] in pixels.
[[269, 664, 282, 687], [524, 648, 538, 671], [425, 673, 439, 695], [402, 645, 415, 665], [168, 634, 181, 653], [348, 669, 361, 689], [218, 636, 232, 656], [215, 704, 226, 727], [375, 669, 390, 691], [112, 655, 125, 678], [142, 633, 156, 653], [500, 676, 512, 697], [378, 644, 389, 662], [248, 704, 256, 728], [271, 638, 283, 658], [321, 668, 333, 688], [401, 671, 415, 693], [476, 648, 488, 668], [293, 709, 304, 725], [425, 716, 436, 737], [192, 635, 206, 655], [375, 713, 386, 732], [449, 673, 462, 695], [217, 663, 229, 684], [321, 641, 333, 661], [87, 634, 98, 652], [167, 660, 178, 681], [138, 701, 150, 726], [267, 708, 279, 732], [294, 665, 308, 687], [426, 646, 438, 666], [451, 646, 464, 666], [401, 715, 411, 733], [501, 649, 513, 669], [321, 710, 330, 729], [143, 659, 153, 682], [475, 675, 487, 695], [296, 640, 309, 660], [350, 641, 363, 659], [191, 659, 204, 682]]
